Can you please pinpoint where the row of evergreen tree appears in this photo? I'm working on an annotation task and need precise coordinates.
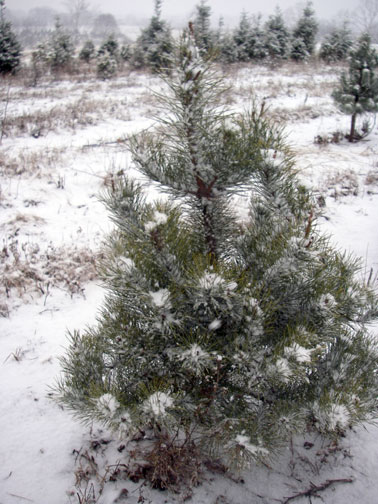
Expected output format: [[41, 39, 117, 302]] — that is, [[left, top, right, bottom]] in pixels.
[[0, 0, 356, 77]]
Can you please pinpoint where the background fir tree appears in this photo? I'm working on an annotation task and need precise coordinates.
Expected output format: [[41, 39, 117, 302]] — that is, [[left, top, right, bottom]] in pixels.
[[131, 0, 173, 71], [97, 34, 119, 79], [332, 33, 378, 141], [319, 23, 353, 63], [46, 17, 75, 72], [79, 39, 95, 63], [193, 0, 214, 55], [290, 36, 310, 61], [264, 8, 290, 60], [233, 11, 252, 62], [54, 29, 378, 483], [248, 14, 268, 60], [213, 17, 238, 64], [231, 11, 267, 62], [292, 1, 318, 57], [0, 0, 21, 74]]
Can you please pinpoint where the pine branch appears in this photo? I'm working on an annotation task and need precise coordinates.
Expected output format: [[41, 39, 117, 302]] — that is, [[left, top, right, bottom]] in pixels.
[[281, 477, 354, 504]]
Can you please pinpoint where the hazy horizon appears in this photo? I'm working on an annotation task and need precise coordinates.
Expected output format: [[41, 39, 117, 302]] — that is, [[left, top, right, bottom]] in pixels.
[[9, 0, 361, 24]]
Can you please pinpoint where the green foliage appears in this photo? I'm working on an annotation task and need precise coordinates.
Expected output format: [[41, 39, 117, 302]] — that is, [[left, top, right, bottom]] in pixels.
[[233, 11, 251, 62], [98, 34, 119, 58], [292, 1, 318, 56], [54, 30, 378, 473], [46, 18, 75, 71], [290, 36, 309, 61], [79, 40, 95, 62], [0, 0, 21, 74], [120, 44, 132, 62], [131, 0, 173, 71], [320, 24, 353, 63], [193, 0, 214, 54], [332, 33, 378, 141], [264, 8, 290, 60], [96, 35, 120, 78]]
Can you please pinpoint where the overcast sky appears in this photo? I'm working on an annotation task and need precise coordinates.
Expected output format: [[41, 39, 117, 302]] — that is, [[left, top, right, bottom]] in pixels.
[[10, 0, 361, 23]]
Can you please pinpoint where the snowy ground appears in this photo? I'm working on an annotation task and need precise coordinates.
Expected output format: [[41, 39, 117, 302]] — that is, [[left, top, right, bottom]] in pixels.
[[1, 61, 378, 504]]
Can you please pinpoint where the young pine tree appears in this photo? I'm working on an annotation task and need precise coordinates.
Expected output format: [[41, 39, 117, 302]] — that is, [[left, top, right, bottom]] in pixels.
[[215, 18, 238, 64], [79, 40, 95, 62], [320, 23, 353, 63], [248, 14, 268, 60], [55, 30, 378, 477], [0, 0, 21, 74], [292, 1, 318, 57], [332, 33, 378, 142], [193, 0, 214, 54], [264, 8, 290, 60], [47, 17, 75, 72], [97, 34, 119, 79], [131, 0, 173, 71], [233, 11, 253, 62]]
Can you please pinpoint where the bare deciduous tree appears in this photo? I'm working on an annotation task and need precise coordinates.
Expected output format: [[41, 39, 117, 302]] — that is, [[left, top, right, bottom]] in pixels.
[[355, 0, 378, 40], [63, 0, 91, 40]]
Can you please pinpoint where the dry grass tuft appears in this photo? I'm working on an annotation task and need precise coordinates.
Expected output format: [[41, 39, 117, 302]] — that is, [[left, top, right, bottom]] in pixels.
[[1, 97, 131, 139], [0, 147, 66, 177], [1, 240, 102, 312], [365, 169, 378, 187], [323, 169, 360, 199]]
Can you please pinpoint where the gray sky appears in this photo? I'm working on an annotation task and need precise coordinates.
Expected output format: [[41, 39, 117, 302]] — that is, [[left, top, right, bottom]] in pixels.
[[10, 0, 361, 23]]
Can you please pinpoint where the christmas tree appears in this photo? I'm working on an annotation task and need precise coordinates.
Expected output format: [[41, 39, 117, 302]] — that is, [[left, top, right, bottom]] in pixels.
[[193, 0, 213, 54], [233, 11, 252, 62], [292, 1, 318, 57], [47, 17, 75, 72], [264, 7, 290, 60], [319, 23, 352, 63], [55, 29, 378, 484], [0, 0, 21, 74], [332, 33, 378, 142], [131, 0, 173, 71]]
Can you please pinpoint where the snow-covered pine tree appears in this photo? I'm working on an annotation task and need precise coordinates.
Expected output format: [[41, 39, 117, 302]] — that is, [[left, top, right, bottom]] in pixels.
[[292, 1, 318, 57], [54, 29, 378, 481], [332, 33, 378, 142], [193, 0, 214, 55], [233, 11, 253, 62], [79, 40, 95, 62], [131, 0, 173, 71], [320, 23, 353, 63], [290, 36, 310, 61], [97, 34, 119, 78], [213, 17, 237, 64], [264, 7, 290, 60], [248, 14, 268, 60], [47, 17, 75, 72], [0, 0, 21, 74]]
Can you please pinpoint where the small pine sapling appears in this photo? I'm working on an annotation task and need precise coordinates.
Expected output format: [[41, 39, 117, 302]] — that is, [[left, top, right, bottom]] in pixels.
[[54, 29, 378, 485], [332, 33, 378, 142]]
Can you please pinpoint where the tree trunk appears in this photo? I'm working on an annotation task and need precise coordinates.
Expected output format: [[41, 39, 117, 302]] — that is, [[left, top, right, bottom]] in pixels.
[[349, 112, 357, 142]]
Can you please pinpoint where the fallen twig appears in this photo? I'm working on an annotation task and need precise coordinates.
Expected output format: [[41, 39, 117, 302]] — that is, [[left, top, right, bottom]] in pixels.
[[82, 138, 128, 149], [7, 493, 34, 502], [282, 477, 354, 503]]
